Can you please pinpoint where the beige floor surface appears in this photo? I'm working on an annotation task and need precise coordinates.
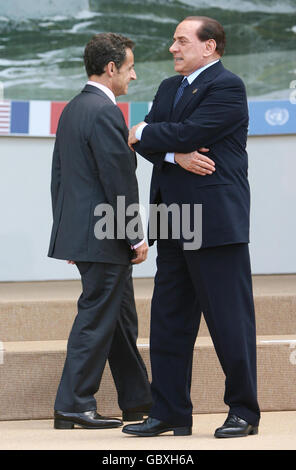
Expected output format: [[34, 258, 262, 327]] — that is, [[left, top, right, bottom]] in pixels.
[[1, 276, 295, 453], [0, 412, 295, 451], [0, 274, 296, 302]]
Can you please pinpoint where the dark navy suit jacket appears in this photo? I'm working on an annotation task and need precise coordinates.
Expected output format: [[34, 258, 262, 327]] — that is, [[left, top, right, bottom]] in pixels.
[[134, 61, 250, 248]]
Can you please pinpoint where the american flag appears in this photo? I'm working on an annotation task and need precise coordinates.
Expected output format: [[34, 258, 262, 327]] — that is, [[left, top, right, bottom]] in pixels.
[[0, 101, 11, 134]]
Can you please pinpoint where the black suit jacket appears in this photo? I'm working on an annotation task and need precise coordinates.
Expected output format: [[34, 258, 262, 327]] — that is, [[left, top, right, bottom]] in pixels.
[[48, 85, 143, 264], [134, 61, 250, 248]]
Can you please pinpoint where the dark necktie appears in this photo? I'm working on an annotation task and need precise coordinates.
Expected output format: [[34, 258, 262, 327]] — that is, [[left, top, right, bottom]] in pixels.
[[173, 77, 189, 108]]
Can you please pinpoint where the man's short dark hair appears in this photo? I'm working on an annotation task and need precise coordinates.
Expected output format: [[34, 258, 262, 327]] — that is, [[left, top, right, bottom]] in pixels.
[[185, 16, 226, 56], [84, 32, 135, 77]]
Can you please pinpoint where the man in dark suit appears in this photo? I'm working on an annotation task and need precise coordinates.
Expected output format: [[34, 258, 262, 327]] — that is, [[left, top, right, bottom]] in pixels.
[[122, 17, 260, 438], [48, 33, 152, 430]]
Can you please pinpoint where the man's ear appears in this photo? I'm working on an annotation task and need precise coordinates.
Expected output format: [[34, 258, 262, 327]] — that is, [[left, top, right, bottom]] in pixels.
[[106, 61, 116, 77], [204, 39, 217, 57]]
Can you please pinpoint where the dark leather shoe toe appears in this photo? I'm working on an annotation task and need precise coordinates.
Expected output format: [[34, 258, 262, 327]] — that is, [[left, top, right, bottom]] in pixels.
[[122, 403, 152, 421], [214, 414, 258, 438], [122, 417, 192, 437], [54, 410, 123, 429]]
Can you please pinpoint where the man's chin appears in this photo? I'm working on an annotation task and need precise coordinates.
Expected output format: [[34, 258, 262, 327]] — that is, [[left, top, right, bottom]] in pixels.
[[174, 64, 184, 74]]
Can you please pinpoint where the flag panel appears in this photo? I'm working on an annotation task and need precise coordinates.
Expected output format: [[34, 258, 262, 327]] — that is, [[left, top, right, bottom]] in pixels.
[[29, 101, 51, 136], [0, 101, 11, 135], [50, 101, 68, 135], [10, 101, 29, 134], [248, 100, 296, 135], [117, 102, 130, 127], [130, 102, 149, 127]]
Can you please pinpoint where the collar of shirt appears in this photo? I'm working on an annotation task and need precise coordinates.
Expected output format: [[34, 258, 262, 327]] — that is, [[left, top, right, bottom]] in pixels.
[[185, 59, 220, 85], [86, 80, 116, 105]]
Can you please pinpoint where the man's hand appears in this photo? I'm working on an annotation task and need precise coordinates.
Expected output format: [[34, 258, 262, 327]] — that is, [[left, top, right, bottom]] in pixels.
[[67, 260, 75, 265], [131, 241, 148, 264], [128, 121, 146, 150], [174, 148, 215, 175]]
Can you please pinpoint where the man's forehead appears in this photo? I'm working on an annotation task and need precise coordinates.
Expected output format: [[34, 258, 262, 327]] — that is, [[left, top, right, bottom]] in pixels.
[[174, 20, 202, 39], [125, 48, 134, 57], [125, 48, 134, 62]]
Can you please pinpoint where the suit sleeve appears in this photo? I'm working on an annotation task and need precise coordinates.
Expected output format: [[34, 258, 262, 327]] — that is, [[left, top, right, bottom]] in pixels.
[[89, 104, 144, 247], [134, 83, 167, 168], [50, 135, 61, 215], [138, 79, 248, 154]]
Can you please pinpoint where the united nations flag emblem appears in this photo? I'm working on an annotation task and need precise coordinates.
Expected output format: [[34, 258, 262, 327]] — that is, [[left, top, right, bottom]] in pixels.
[[265, 108, 290, 126]]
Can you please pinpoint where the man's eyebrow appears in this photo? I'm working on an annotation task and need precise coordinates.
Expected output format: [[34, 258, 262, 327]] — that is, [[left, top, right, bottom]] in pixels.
[[173, 35, 189, 41]]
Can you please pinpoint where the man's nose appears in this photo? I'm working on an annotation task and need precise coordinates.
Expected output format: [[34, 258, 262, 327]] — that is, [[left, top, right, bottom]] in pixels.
[[169, 41, 178, 53], [131, 70, 137, 80]]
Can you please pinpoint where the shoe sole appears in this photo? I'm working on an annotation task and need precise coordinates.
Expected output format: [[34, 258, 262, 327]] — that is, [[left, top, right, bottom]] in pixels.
[[122, 426, 192, 437], [54, 418, 122, 430], [214, 427, 259, 438]]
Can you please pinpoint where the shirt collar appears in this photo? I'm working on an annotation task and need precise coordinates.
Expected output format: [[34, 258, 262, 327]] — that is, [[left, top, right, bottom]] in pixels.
[[185, 59, 220, 85], [86, 80, 116, 104]]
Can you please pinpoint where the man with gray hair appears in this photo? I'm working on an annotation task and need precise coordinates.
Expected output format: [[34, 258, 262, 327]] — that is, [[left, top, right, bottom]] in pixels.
[[123, 16, 260, 439]]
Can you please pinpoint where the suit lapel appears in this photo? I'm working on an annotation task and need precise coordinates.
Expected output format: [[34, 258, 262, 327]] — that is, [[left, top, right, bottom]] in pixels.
[[171, 82, 205, 121], [171, 61, 225, 121], [166, 76, 184, 119]]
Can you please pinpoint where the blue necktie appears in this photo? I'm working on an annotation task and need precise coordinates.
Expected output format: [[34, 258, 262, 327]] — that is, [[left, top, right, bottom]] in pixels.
[[173, 77, 189, 108]]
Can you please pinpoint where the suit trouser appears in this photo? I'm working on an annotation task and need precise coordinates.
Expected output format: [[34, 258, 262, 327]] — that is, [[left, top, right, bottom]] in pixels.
[[149, 239, 260, 427], [54, 262, 151, 412]]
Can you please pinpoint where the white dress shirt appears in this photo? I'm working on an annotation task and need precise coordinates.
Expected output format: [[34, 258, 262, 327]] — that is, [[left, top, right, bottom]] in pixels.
[[135, 59, 220, 163]]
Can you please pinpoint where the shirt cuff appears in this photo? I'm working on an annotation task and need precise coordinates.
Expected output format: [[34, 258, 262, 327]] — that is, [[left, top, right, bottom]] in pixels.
[[164, 152, 177, 164], [135, 123, 148, 141], [131, 239, 145, 250]]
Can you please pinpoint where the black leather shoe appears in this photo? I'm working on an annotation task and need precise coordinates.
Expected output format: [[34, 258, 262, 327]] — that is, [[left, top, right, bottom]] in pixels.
[[122, 417, 192, 437], [122, 403, 152, 421], [54, 410, 123, 429], [214, 414, 259, 438]]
